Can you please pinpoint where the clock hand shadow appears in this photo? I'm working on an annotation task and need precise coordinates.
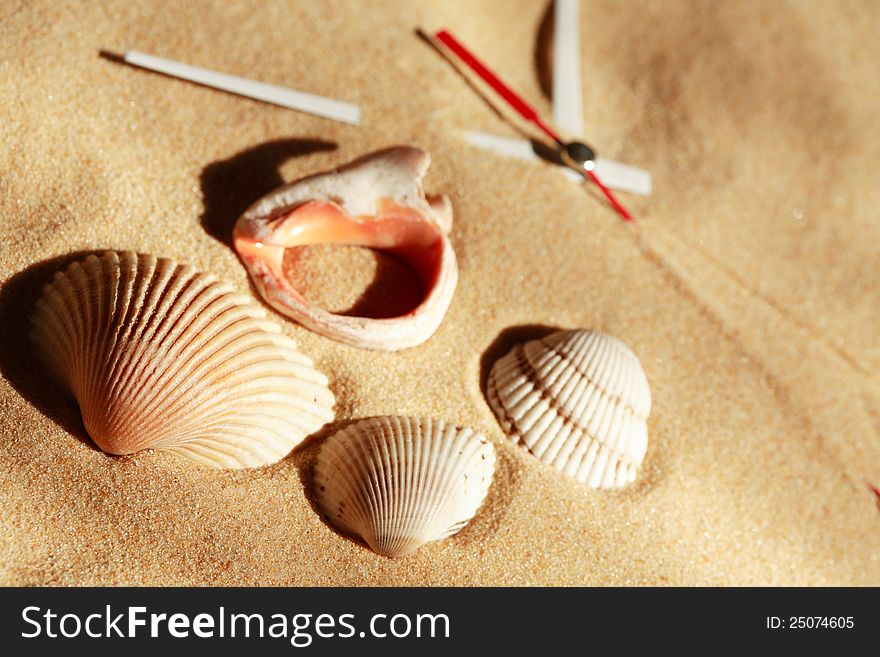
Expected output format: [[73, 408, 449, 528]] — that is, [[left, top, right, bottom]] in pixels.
[[198, 138, 337, 249], [534, 0, 554, 101], [416, 19, 558, 145], [416, 27, 537, 136]]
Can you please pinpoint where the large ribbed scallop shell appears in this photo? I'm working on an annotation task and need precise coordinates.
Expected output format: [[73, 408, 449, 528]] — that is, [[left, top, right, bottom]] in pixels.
[[487, 328, 650, 488], [314, 416, 496, 557], [30, 251, 335, 468]]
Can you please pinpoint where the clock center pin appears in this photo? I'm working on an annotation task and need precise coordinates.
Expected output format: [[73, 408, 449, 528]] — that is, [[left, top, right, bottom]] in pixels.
[[561, 141, 596, 172]]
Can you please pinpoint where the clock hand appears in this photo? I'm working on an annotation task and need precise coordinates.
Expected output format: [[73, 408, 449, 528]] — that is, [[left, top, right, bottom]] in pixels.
[[434, 30, 558, 143], [552, 0, 584, 137], [120, 50, 360, 124], [434, 29, 632, 222], [463, 131, 652, 195]]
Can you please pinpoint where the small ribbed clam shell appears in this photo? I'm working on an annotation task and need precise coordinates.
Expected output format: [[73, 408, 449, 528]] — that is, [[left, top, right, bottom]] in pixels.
[[487, 329, 650, 488], [314, 416, 495, 557], [30, 251, 335, 468]]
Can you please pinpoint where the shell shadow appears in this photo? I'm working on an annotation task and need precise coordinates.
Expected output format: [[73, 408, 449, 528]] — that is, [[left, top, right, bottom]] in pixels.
[[449, 441, 521, 552], [479, 323, 559, 401], [198, 137, 337, 249], [282, 247, 424, 320], [415, 28, 508, 125], [0, 251, 105, 448], [338, 252, 422, 318], [292, 418, 379, 554]]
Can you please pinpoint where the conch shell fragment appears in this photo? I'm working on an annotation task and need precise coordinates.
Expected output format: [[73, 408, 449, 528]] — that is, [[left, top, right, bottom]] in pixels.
[[233, 146, 457, 351]]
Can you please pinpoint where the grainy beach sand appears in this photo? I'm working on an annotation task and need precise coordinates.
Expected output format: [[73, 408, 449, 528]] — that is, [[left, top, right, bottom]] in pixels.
[[1, 0, 878, 585]]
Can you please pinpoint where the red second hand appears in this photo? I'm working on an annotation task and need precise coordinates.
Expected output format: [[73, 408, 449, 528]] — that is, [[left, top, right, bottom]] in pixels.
[[587, 170, 633, 222], [435, 29, 633, 222], [434, 29, 560, 144]]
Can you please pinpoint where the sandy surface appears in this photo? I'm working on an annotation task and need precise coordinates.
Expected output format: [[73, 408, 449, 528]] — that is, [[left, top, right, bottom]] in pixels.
[[1, 0, 879, 586]]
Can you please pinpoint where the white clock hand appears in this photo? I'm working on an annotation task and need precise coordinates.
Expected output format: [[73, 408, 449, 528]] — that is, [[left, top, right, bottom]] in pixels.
[[553, 0, 584, 137]]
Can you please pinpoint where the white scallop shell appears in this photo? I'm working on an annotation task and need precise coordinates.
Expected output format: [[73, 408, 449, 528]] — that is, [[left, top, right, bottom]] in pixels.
[[314, 416, 496, 557], [30, 251, 335, 468], [487, 328, 651, 488]]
